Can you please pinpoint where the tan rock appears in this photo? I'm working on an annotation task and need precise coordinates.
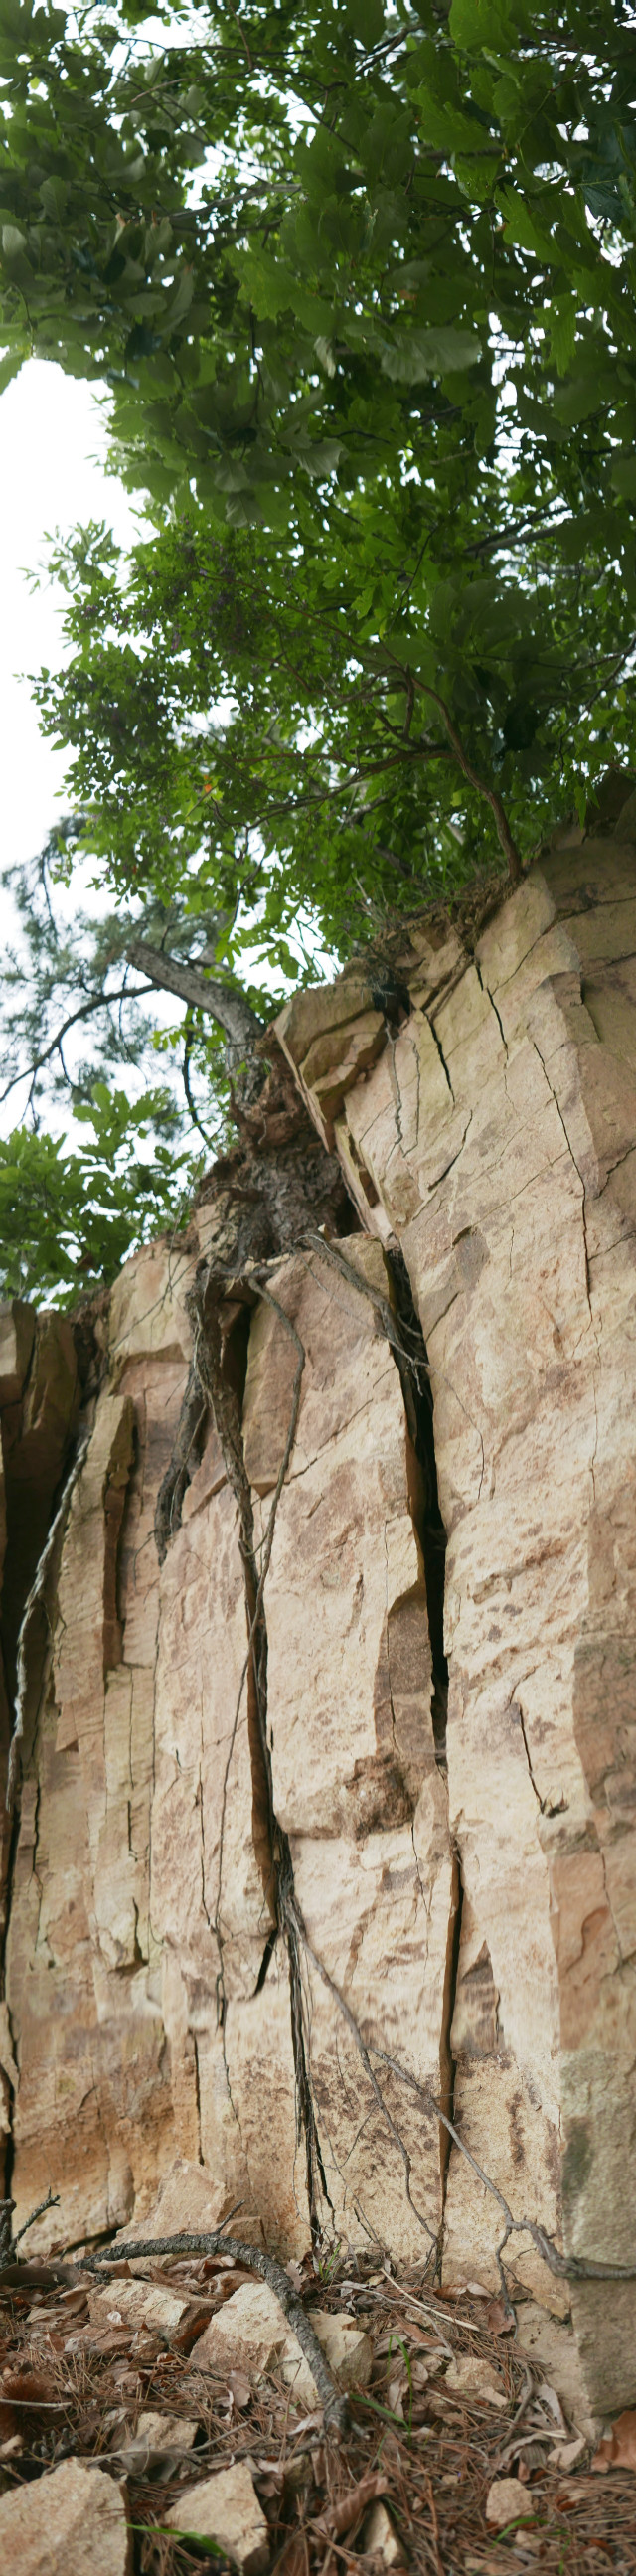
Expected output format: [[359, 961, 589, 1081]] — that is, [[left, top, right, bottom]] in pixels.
[[189, 2278, 287, 2379], [0, 2457, 131, 2572], [87, 2279, 206, 2343], [135, 2407, 199, 2447], [189, 2279, 372, 2405], [443, 2355, 506, 2407], [279, 2308, 373, 2406], [327, 838, 636, 2410], [165, 2461, 269, 2569], [7, 843, 636, 2424], [485, 2477, 537, 2529], [515, 2301, 594, 2436], [112, 2155, 231, 2245]]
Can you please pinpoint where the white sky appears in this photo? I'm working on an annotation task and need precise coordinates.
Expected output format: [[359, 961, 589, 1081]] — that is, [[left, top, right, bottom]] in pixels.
[[0, 352, 329, 1143], [0, 358, 140, 880]]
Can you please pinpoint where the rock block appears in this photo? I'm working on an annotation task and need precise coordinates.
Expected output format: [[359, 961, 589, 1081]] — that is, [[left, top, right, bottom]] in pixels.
[[0, 2458, 130, 2573], [165, 2461, 269, 2570], [189, 2279, 372, 2404]]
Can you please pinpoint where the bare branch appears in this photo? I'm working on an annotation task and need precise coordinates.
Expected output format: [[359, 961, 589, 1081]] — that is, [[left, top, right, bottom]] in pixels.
[[82, 2228, 348, 2435]]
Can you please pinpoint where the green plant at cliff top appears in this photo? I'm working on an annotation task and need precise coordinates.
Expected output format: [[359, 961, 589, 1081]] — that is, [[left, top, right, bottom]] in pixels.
[[0, 1087, 202, 1306], [3, 0, 636, 1293]]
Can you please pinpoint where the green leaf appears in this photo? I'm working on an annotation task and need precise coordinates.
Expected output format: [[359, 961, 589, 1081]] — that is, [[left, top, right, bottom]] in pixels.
[[548, 294, 576, 377], [611, 455, 636, 497], [497, 188, 559, 264], [381, 325, 482, 382], [449, 0, 513, 50]]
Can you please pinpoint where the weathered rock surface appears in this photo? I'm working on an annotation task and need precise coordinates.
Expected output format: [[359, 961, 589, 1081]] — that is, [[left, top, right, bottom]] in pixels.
[[2, 821, 636, 2423], [189, 2278, 372, 2403], [2, 1224, 444, 2269], [165, 2461, 269, 2569], [277, 826, 636, 2411], [0, 2456, 130, 2573]]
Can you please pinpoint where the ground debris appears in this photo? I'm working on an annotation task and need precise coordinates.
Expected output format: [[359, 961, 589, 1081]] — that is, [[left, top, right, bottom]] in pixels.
[[0, 2242, 633, 2573]]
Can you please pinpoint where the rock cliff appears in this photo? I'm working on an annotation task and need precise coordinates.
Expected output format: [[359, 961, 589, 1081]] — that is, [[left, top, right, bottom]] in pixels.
[[2, 823, 636, 2423]]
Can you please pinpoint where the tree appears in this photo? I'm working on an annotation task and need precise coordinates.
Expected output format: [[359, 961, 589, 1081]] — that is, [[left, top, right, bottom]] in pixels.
[[3, 0, 636, 1293]]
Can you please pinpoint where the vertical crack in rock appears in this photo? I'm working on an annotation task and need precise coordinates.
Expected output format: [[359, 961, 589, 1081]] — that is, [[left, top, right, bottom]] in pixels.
[[438, 1854, 463, 2221], [382, 1249, 464, 2242], [384, 1250, 449, 1768], [186, 1260, 333, 2241]]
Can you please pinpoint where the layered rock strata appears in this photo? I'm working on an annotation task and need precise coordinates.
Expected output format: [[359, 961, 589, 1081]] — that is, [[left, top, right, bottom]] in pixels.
[[1, 821, 635, 2420]]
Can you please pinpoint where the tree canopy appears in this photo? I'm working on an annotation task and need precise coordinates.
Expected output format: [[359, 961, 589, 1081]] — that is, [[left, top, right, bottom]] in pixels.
[[3, 0, 636, 1297]]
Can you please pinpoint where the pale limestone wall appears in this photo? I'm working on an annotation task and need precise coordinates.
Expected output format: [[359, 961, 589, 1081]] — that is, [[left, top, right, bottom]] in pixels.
[[277, 829, 636, 2411], [1, 828, 636, 2419]]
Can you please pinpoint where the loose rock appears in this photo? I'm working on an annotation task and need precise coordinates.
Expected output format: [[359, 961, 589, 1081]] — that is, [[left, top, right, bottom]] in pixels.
[[165, 2459, 269, 2569], [0, 2457, 130, 2573], [189, 2279, 372, 2402], [485, 2476, 538, 2529], [444, 2355, 506, 2407]]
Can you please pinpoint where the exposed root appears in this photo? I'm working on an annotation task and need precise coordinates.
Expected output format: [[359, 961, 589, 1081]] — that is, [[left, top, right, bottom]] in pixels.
[[154, 1365, 208, 1564], [370, 2042, 636, 2292], [81, 2227, 349, 2436], [294, 1909, 437, 2255]]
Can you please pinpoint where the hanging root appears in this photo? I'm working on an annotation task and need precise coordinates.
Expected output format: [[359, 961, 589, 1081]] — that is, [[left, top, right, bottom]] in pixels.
[[154, 1364, 209, 1563], [81, 2226, 349, 2437]]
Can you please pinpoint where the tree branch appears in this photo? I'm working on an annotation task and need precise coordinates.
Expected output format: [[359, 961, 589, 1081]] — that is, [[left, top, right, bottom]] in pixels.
[[126, 939, 265, 1099]]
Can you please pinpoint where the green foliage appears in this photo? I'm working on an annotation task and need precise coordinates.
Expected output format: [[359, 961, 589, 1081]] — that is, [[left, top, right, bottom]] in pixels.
[[0, 1085, 202, 1307], [3, 0, 636, 1296]]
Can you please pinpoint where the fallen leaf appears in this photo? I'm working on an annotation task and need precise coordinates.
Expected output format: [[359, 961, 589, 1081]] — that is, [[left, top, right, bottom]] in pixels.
[[593, 2408, 636, 2474], [275, 2537, 307, 2576], [536, 2378, 566, 2430], [315, 2473, 390, 2540], [486, 2297, 516, 2335], [550, 2434, 585, 2470]]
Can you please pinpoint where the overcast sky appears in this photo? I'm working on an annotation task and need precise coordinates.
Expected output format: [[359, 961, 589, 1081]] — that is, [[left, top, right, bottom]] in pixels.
[[0, 357, 140, 882]]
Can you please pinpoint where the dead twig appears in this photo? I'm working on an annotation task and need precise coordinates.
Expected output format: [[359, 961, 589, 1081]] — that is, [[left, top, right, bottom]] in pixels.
[[80, 2229, 349, 2436]]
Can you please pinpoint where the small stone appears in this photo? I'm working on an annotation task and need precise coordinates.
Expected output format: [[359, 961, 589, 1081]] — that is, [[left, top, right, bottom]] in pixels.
[[189, 2282, 372, 2405], [444, 2356, 507, 2408], [0, 2457, 130, 2573], [129, 2409, 199, 2451], [165, 2460, 268, 2570], [280, 2309, 373, 2406], [189, 2280, 286, 2381], [364, 2500, 406, 2565], [485, 2477, 538, 2530], [87, 2280, 206, 2346]]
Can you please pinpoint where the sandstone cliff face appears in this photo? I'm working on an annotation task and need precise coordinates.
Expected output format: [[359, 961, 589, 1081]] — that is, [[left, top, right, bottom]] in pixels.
[[277, 826, 636, 2412], [1, 825, 636, 2421]]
